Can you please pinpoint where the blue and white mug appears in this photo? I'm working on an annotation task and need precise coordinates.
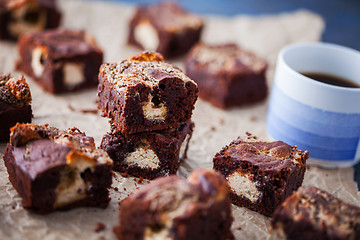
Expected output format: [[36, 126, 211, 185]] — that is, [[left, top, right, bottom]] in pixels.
[[267, 42, 360, 168]]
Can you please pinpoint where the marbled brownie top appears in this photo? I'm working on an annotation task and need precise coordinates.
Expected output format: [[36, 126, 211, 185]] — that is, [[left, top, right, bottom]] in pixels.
[[19, 28, 102, 58], [0, 74, 31, 107], [100, 51, 196, 90], [135, 1, 204, 32], [273, 186, 360, 238], [125, 169, 229, 211], [9, 123, 112, 179], [187, 43, 267, 74], [215, 133, 308, 173]]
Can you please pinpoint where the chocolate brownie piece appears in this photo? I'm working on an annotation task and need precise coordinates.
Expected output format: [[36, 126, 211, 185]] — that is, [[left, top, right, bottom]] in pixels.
[[16, 28, 103, 94], [269, 186, 360, 240], [101, 120, 193, 180], [0, 74, 32, 141], [3, 123, 113, 214], [98, 51, 198, 134], [0, 0, 61, 41], [213, 133, 308, 216], [185, 43, 268, 108], [113, 169, 234, 240], [128, 1, 204, 58]]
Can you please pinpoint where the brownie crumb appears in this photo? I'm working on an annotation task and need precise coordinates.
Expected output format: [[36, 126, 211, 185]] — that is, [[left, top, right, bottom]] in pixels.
[[68, 104, 75, 111], [95, 222, 106, 233], [80, 109, 98, 114], [113, 187, 119, 191], [250, 116, 257, 122]]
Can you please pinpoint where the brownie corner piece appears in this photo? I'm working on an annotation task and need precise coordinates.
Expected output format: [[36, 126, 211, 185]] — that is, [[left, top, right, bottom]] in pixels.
[[185, 43, 268, 108], [213, 133, 308, 216], [128, 1, 204, 58], [114, 169, 233, 240], [100, 120, 194, 180], [0, 0, 61, 41], [97, 51, 198, 134], [3, 123, 113, 213], [16, 28, 103, 94], [269, 186, 360, 240], [0, 74, 32, 141]]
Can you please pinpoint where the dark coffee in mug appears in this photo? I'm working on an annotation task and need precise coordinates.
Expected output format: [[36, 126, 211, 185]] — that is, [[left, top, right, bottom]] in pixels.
[[301, 72, 360, 88]]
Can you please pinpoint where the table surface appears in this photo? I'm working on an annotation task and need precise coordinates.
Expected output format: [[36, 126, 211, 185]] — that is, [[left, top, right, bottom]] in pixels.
[[99, 0, 360, 51]]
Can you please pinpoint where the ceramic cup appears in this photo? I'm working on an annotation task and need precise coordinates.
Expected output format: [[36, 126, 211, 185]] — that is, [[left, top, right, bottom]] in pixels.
[[267, 42, 360, 168]]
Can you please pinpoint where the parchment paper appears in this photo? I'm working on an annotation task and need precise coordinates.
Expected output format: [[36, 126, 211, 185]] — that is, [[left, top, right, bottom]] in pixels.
[[1, 1, 359, 239]]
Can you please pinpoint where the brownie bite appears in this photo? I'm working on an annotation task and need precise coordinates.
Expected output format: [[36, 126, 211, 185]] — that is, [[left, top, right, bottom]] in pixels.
[[3, 123, 113, 214], [0, 0, 61, 41], [185, 43, 268, 108], [98, 51, 198, 135], [16, 28, 103, 94], [269, 186, 360, 240], [213, 133, 308, 216], [101, 120, 193, 180], [128, 1, 204, 58], [113, 169, 234, 240], [0, 74, 32, 141]]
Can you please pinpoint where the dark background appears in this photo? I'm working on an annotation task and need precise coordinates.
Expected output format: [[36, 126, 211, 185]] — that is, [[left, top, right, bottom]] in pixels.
[[100, 0, 360, 51]]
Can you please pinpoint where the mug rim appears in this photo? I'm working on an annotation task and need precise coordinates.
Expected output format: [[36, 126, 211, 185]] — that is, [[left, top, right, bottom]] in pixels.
[[279, 42, 360, 93], [274, 42, 360, 113]]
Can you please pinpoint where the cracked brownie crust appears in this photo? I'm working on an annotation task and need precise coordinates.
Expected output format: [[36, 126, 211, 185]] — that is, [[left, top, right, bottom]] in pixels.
[[0, 74, 32, 141], [98, 51, 198, 134]]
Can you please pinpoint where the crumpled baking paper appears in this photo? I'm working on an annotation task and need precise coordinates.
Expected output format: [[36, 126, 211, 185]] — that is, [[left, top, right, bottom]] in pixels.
[[1, 1, 358, 239]]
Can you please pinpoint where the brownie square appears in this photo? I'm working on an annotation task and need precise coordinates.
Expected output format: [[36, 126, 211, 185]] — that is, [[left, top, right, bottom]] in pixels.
[[113, 169, 234, 240], [101, 120, 194, 180], [0, 74, 32, 141], [98, 51, 198, 135], [0, 0, 61, 41], [128, 1, 204, 58], [269, 186, 360, 240], [3, 123, 113, 214], [213, 133, 308, 216], [16, 28, 103, 94], [185, 43, 268, 108]]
